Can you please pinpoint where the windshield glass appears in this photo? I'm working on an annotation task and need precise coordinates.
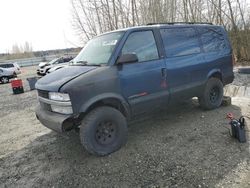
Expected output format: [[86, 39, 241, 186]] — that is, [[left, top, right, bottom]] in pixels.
[[73, 31, 124, 66], [48, 58, 60, 65]]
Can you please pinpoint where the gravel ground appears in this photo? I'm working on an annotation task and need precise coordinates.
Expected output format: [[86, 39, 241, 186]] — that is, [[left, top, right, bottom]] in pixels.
[[0, 66, 249, 188], [232, 72, 250, 87]]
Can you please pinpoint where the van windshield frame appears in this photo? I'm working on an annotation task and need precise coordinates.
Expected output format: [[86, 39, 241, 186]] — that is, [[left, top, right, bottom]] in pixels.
[[73, 31, 125, 66]]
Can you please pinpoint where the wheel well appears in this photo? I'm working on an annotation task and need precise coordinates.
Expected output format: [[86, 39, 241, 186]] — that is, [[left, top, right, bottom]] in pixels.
[[210, 72, 222, 81], [84, 98, 129, 118]]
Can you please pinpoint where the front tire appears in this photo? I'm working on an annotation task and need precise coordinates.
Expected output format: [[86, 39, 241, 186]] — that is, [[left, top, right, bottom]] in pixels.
[[80, 106, 128, 156], [199, 77, 223, 110]]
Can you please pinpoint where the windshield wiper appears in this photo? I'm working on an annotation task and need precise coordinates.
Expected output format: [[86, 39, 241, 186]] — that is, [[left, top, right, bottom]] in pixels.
[[70, 61, 88, 66], [77, 61, 88, 65], [84, 63, 102, 67], [70, 60, 104, 67]]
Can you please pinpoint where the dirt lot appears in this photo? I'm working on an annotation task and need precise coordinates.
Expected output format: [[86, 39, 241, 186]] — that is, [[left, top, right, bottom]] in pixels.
[[0, 66, 249, 188]]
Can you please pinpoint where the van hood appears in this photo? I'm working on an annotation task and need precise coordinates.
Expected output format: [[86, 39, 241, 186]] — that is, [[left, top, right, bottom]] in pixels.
[[35, 65, 97, 91]]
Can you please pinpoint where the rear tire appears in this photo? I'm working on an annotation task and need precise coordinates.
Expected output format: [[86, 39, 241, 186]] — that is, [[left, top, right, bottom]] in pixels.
[[80, 106, 128, 156], [199, 78, 223, 110]]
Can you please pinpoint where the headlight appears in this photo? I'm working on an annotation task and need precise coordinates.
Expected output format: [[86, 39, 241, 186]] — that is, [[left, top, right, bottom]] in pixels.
[[51, 105, 73, 114], [49, 92, 70, 101]]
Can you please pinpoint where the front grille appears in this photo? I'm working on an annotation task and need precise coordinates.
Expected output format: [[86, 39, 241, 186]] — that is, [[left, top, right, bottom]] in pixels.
[[37, 90, 51, 111], [38, 90, 49, 99]]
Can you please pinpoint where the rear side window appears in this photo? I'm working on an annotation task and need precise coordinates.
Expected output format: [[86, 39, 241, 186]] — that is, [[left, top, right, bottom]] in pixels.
[[198, 27, 227, 52], [122, 31, 159, 62], [7, 64, 14, 68], [0, 64, 7, 68], [160, 28, 200, 57]]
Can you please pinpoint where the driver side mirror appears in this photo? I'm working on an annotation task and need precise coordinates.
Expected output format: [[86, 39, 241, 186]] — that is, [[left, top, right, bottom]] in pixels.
[[117, 53, 138, 64]]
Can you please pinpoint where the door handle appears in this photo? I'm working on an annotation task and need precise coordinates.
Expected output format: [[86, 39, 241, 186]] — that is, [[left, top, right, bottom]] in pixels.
[[161, 68, 167, 78]]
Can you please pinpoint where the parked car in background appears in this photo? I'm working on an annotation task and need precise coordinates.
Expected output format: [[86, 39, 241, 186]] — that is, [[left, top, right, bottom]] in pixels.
[[37, 57, 73, 76], [0, 68, 16, 84], [0, 63, 21, 75], [38, 61, 48, 68]]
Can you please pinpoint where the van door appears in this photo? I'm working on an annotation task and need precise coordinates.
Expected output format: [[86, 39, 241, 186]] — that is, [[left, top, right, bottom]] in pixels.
[[118, 30, 169, 115], [160, 27, 204, 100]]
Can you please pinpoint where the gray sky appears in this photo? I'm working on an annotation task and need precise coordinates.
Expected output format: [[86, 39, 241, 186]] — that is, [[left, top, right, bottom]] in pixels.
[[0, 0, 79, 53]]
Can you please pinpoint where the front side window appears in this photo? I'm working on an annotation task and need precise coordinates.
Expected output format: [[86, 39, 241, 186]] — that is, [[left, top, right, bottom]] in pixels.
[[74, 31, 125, 66], [57, 58, 64, 64], [49, 58, 60, 65], [7, 64, 14, 68], [160, 28, 201, 57], [121, 31, 159, 62]]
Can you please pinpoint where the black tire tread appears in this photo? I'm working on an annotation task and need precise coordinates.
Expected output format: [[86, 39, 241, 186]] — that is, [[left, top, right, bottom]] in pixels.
[[199, 77, 223, 110], [80, 108, 100, 155], [80, 106, 127, 156]]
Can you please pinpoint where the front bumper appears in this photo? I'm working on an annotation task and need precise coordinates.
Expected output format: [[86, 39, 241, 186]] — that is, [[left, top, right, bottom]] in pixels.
[[37, 69, 46, 76], [35, 106, 73, 133], [15, 70, 21, 75]]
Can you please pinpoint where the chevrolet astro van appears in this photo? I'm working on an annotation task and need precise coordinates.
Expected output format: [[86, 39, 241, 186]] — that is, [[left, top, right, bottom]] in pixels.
[[35, 23, 234, 156]]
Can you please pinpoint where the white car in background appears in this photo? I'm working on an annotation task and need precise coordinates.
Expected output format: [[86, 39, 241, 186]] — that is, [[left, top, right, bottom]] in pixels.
[[0, 67, 16, 84], [0, 63, 21, 75], [38, 61, 48, 68], [37, 57, 73, 76]]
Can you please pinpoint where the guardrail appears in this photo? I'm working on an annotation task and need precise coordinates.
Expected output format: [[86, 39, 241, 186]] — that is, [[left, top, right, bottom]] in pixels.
[[1, 53, 78, 67]]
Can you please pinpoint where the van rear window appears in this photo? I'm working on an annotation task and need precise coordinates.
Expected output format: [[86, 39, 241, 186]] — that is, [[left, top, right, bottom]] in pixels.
[[198, 27, 227, 52], [160, 28, 200, 57]]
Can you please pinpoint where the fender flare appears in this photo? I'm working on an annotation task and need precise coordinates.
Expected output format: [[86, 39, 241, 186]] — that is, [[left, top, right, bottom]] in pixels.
[[79, 93, 131, 118], [207, 69, 223, 81]]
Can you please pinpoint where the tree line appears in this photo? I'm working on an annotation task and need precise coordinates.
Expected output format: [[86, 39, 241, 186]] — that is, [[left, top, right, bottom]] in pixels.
[[71, 0, 250, 62], [3, 42, 34, 59]]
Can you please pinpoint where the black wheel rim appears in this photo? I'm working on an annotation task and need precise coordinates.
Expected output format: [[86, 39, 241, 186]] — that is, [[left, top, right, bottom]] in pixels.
[[95, 120, 117, 145], [209, 86, 220, 103]]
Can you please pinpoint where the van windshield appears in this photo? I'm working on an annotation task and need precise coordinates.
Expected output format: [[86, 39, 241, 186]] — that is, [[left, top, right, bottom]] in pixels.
[[73, 31, 124, 66]]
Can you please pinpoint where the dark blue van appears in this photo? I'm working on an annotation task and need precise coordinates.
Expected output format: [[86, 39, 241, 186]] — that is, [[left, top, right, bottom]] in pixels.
[[35, 23, 234, 156]]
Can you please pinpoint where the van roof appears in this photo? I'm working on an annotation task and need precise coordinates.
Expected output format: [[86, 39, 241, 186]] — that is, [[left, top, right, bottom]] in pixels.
[[105, 23, 223, 34], [146, 22, 213, 25]]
